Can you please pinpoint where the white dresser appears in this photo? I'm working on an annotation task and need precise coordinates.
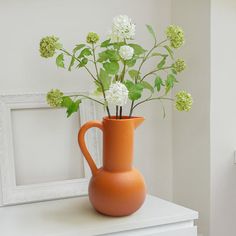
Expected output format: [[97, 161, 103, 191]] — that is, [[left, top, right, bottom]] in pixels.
[[0, 195, 198, 236]]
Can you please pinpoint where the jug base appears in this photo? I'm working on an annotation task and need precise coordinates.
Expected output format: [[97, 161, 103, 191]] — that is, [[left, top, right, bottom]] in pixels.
[[88, 168, 146, 217]]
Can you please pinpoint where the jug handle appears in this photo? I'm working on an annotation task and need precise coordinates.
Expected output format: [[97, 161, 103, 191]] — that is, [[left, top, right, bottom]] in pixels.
[[78, 121, 103, 176]]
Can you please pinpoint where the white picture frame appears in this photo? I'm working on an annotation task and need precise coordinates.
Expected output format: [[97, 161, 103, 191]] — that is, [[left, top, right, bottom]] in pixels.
[[0, 93, 101, 205]]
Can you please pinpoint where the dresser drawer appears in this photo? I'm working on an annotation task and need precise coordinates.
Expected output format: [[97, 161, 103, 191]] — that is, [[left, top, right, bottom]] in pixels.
[[104, 225, 197, 236]]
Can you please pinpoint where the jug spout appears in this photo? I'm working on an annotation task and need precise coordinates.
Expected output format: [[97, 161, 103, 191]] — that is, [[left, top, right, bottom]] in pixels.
[[133, 117, 145, 129]]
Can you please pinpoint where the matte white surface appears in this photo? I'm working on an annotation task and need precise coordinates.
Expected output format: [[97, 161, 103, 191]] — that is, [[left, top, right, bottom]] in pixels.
[[0, 195, 198, 236]]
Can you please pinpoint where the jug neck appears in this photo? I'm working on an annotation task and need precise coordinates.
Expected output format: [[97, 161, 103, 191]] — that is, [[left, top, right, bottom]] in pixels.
[[102, 116, 144, 172]]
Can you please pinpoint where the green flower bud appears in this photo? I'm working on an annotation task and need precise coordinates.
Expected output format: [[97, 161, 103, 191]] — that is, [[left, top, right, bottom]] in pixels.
[[47, 89, 64, 107], [86, 32, 99, 44], [173, 59, 186, 73], [175, 91, 193, 112], [39, 36, 62, 58], [166, 25, 185, 49]]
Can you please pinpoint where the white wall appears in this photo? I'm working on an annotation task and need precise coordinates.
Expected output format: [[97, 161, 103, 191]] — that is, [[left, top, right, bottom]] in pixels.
[[172, 1, 236, 236], [0, 0, 173, 204], [211, 0, 236, 235], [171, 0, 211, 235]]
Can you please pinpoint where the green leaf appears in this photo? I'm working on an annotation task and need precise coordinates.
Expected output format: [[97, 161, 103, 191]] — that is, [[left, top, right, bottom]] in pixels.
[[68, 56, 75, 71], [152, 52, 168, 57], [165, 74, 177, 94], [94, 80, 102, 93], [56, 53, 65, 68], [97, 51, 109, 62], [129, 44, 146, 55], [105, 50, 120, 61], [141, 81, 154, 93], [101, 39, 111, 47], [129, 84, 143, 101], [61, 96, 73, 108], [61, 97, 81, 117], [164, 45, 174, 60], [97, 50, 120, 62], [73, 44, 86, 54], [78, 48, 91, 58], [103, 61, 119, 75], [126, 58, 136, 67], [172, 68, 177, 75], [154, 76, 164, 92], [128, 70, 140, 80], [124, 80, 134, 90], [124, 80, 144, 101], [146, 24, 156, 43], [77, 58, 88, 68], [112, 42, 125, 50], [99, 68, 111, 90], [157, 57, 166, 69], [66, 99, 81, 117]]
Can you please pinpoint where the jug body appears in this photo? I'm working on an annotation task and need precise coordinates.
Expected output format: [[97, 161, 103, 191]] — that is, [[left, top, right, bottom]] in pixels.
[[78, 116, 146, 216]]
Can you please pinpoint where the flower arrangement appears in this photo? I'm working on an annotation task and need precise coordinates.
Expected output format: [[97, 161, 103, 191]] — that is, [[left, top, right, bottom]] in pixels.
[[40, 15, 192, 119]]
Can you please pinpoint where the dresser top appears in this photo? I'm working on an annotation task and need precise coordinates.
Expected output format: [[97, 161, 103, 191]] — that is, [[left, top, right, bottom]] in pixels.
[[0, 195, 198, 236]]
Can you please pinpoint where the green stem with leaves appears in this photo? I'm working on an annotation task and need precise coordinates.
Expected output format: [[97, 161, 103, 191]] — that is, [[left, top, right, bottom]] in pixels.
[[119, 60, 126, 119], [70, 94, 105, 106], [92, 44, 111, 118], [60, 49, 97, 82], [129, 39, 168, 117], [141, 66, 173, 81], [131, 96, 173, 113], [136, 39, 168, 78], [61, 47, 111, 118]]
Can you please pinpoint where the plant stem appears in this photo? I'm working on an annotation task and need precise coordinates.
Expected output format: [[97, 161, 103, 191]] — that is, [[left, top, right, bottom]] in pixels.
[[116, 106, 119, 119], [91, 44, 111, 118], [70, 94, 105, 105], [159, 99, 166, 118], [120, 60, 126, 82], [129, 101, 134, 117], [60, 49, 97, 82], [141, 66, 173, 81], [119, 106, 122, 119], [91, 44, 100, 78], [118, 59, 126, 118], [136, 39, 168, 79], [60, 48, 111, 118], [128, 39, 168, 117], [131, 96, 173, 113]]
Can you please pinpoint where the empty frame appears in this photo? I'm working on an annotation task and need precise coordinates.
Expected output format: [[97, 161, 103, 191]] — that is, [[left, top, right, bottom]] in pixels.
[[0, 93, 100, 205]]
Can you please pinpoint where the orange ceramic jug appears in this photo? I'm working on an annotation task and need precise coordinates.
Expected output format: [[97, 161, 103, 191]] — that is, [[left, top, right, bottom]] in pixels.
[[78, 116, 146, 216]]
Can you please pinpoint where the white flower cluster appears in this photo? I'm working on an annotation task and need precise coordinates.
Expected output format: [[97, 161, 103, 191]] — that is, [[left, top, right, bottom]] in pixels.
[[106, 82, 129, 106], [109, 15, 135, 42], [119, 45, 134, 60]]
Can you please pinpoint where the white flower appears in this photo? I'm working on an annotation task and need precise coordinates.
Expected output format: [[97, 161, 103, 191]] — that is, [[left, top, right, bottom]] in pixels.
[[106, 82, 128, 106], [109, 15, 135, 42], [119, 45, 134, 60]]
